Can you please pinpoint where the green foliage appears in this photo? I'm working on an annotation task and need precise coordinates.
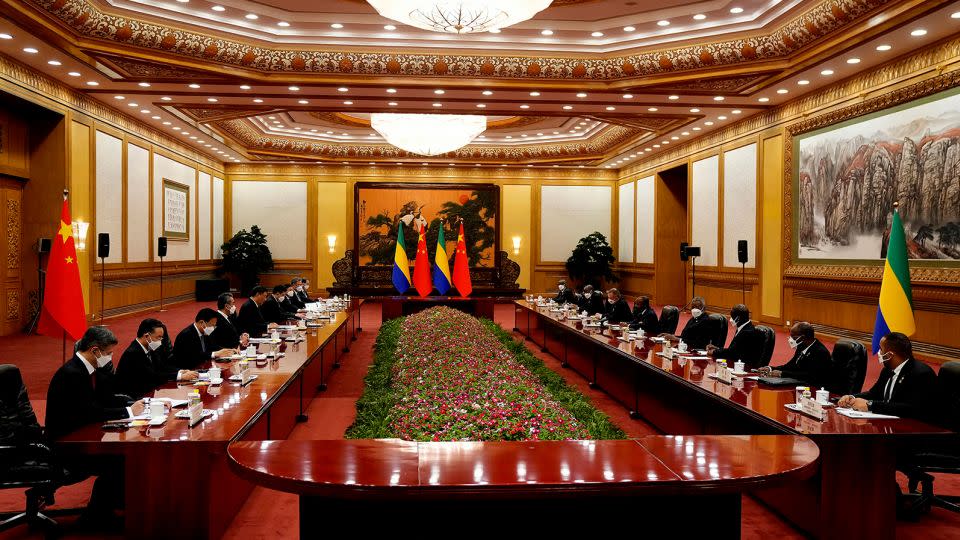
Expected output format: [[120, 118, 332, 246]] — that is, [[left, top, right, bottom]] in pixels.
[[565, 232, 618, 288], [344, 318, 403, 439], [219, 225, 274, 292]]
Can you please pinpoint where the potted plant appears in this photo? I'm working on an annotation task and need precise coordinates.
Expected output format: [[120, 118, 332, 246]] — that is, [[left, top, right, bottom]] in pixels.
[[565, 232, 618, 288], [220, 225, 274, 296]]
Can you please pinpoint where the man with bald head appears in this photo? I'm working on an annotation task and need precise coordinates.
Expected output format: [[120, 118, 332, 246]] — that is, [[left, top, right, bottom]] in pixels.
[[758, 322, 832, 389]]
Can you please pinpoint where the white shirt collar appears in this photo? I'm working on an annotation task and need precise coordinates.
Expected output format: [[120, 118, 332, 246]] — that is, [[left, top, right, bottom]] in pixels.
[[195, 323, 204, 338], [890, 358, 908, 378], [736, 320, 749, 334], [76, 352, 95, 375], [137, 339, 150, 355], [800, 339, 817, 356]]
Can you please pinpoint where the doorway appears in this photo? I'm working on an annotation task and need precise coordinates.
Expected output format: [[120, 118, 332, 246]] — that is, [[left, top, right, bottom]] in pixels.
[[654, 164, 688, 307]]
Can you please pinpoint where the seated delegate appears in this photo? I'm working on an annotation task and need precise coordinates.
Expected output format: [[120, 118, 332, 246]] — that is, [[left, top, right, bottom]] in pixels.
[[629, 296, 659, 334], [114, 318, 198, 399], [757, 322, 833, 389], [602, 288, 632, 324], [661, 296, 713, 350], [172, 308, 237, 370], [236, 286, 278, 336], [707, 304, 765, 369], [577, 284, 605, 315], [554, 279, 577, 305]]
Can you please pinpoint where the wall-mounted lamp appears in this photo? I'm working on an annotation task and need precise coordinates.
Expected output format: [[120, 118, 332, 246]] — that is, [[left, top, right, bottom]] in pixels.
[[327, 234, 337, 254], [512, 236, 522, 255], [72, 220, 89, 251]]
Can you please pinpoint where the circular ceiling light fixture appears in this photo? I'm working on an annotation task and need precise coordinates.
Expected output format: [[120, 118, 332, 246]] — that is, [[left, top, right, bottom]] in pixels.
[[372, 113, 487, 155], [366, 0, 553, 34]]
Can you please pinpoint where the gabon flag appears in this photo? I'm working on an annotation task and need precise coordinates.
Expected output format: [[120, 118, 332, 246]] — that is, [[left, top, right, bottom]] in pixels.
[[452, 222, 472, 297], [872, 205, 915, 353], [432, 223, 452, 295], [37, 196, 87, 340], [412, 223, 433, 297], [391, 223, 411, 294]]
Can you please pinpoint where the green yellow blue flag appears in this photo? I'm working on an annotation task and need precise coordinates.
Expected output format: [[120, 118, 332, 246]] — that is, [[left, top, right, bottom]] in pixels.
[[432, 224, 452, 295], [392, 224, 411, 293], [872, 208, 915, 353]]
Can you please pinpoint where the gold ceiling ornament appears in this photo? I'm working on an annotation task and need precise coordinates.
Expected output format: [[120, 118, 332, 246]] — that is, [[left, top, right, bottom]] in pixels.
[[366, 0, 553, 34], [371, 113, 487, 155]]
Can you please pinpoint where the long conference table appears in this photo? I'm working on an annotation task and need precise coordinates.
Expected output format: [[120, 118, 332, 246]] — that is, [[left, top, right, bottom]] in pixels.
[[514, 300, 955, 540], [55, 300, 363, 540]]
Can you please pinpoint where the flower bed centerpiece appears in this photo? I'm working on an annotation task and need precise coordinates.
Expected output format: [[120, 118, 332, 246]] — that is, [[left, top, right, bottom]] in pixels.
[[347, 306, 624, 441]]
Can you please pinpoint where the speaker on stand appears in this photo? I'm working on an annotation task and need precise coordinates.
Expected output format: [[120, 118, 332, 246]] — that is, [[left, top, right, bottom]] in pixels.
[[97, 233, 109, 325], [24, 238, 51, 335], [738, 240, 748, 305], [158, 236, 168, 312], [686, 246, 701, 299]]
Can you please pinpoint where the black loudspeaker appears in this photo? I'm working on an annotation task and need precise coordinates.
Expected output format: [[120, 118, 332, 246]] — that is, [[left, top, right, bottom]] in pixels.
[[685, 246, 701, 258], [97, 233, 110, 259], [157, 236, 168, 258], [37, 238, 51, 254], [738, 240, 748, 264], [680, 242, 689, 261]]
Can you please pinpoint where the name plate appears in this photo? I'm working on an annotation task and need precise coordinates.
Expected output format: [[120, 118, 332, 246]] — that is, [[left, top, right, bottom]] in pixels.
[[188, 402, 204, 427], [799, 396, 826, 421], [715, 365, 733, 384], [240, 367, 252, 386]]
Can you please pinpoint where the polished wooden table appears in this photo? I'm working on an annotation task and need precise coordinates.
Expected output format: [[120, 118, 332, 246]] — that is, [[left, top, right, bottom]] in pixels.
[[229, 436, 818, 536], [54, 301, 362, 540], [514, 300, 955, 539], [379, 295, 518, 321]]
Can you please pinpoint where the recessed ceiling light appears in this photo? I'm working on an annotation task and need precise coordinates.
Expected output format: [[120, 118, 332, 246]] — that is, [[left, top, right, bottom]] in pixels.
[[505, 135, 513, 139], [668, 95, 679, 100], [277, 21, 290, 27], [47, 60, 62, 66], [488, 28, 500, 33], [704, 121, 714, 126], [137, 82, 150, 87], [622, 94, 633, 99], [952, 12, 960, 19], [692, 127, 701, 131], [758, 97, 770, 102], [434, 89, 445, 94], [173, 127, 181, 130], [207, 97, 218, 102], [681, 132, 689, 136], [384, 24, 397, 30], [127, 103, 138, 107], [657, 20, 670, 27], [846, 58, 861, 64], [23, 47, 38, 54], [529, 91, 540, 97], [876, 44, 892, 51], [114, 95, 124, 100], [388, 102, 398, 106], [331, 23, 344, 29], [344, 101, 353, 105], [732, 109, 742, 114], [521, 134, 528, 137], [239, 85, 251, 90], [576, 92, 587, 98], [647, 107, 658, 112], [730, 7, 744, 14], [519, 104, 530, 109], [476, 103, 486, 108], [821, 69, 834, 76], [298, 99, 309, 104], [713, 96, 725, 101], [386, 88, 397, 94], [151, 115, 161, 120], [335, 87, 347, 92], [690, 108, 700, 113], [591, 31, 603, 37], [162, 121, 171, 125], [777, 88, 789, 94], [798, 80, 810, 85], [605, 106, 616, 111], [653, 144, 660, 148], [623, 26, 636, 32], [67, 71, 80, 77], [253, 98, 263, 103], [910, 29, 927, 37], [0, 33, 12, 40], [211, 5, 225, 11], [86, 81, 98, 86], [693, 14, 707, 20], [244, 14, 258, 20], [432, 103, 442, 107], [140, 109, 150, 113], [669, 136, 678, 140], [718, 116, 728, 120], [189, 83, 200, 88], [562, 105, 573, 110], [541, 29, 554, 36], [482, 90, 493, 96]]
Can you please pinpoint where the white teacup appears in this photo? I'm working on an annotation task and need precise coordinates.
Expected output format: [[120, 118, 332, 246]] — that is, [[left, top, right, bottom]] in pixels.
[[208, 367, 222, 381]]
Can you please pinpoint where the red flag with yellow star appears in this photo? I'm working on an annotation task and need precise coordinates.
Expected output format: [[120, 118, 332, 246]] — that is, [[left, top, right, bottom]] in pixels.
[[452, 222, 472, 297], [37, 197, 87, 340], [412, 223, 433, 297]]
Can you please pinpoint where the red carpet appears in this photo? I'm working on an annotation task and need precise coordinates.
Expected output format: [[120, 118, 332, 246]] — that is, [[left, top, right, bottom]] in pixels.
[[1, 301, 956, 539]]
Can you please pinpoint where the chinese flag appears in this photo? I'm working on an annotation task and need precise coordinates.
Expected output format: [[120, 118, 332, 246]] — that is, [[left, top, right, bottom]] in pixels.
[[412, 223, 433, 297], [37, 197, 87, 340], [452, 222, 472, 297]]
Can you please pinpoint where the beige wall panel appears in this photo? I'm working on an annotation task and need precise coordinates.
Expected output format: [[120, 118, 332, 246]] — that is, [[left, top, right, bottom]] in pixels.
[[213, 177, 224, 259], [540, 185, 611, 262], [722, 143, 758, 269], [197, 172, 211, 260], [502, 184, 531, 289], [126, 144, 150, 263], [152, 153, 196, 262], [618, 181, 635, 263], [635, 176, 655, 264], [94, 131, 122, 263], [691, 155, 720, 267], [232, 180, 307, 260]]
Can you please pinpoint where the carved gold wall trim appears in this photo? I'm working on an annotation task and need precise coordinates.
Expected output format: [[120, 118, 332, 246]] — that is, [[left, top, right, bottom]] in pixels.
[[689, 270, 760, 286], [784, 277, 960, 306], [809, 322, 960, 362], [95, 263, 218, 282], [5, 289, 19, 321], [6, 198, 19, 270]]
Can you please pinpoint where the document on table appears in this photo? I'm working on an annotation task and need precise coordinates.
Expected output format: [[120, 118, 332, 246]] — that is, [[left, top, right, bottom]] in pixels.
[[836, 408, 899, 419]]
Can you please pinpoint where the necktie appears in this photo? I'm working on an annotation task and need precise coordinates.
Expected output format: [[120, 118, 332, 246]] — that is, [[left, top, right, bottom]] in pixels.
[[883, 370, 895, 401], [90, 371, 97, 391]]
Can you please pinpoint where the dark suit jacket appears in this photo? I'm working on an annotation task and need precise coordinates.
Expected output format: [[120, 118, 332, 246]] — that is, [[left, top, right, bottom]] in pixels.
[[856, 358, 937, 420], [172, 324, 213, 370], [577, 292, 605, 315], [711, 322, 766, 369], [777, 340, 833, 389], [236, 298, 268, 337], [262, 296, 296, 324], [281, 295, 302, 313], [114, 340, 177, 399], [296, 289, 311, 304], [679, 314, 713, 350], [629, 306, 659, 334], [555, 288, 577, 305], [210, 311, 242, 351], [603, 298, 632, 324], [45, 356, 129, 440]]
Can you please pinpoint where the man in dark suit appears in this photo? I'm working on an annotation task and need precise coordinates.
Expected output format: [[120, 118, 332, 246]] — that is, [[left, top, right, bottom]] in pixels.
[[839, 332, 937, 421], [662, 296, 713, 350], [210, 292, 249, 351], [287, 278, 306, 310], [707, 304, 766, 369], [172, 308, 236, 370], [236, 286, 277, 337], [299, 279, 314, 303], [46, 326, 145, 524], [602, 288, 632, 323], [263, 285, 299, 324], [629, 295, 659, 334], [115, 318, 198, 398], [554, 279, 577, 305], [757, 322, 833, 388], [577, 284, 605, 315], [280, 283, 304, 313]]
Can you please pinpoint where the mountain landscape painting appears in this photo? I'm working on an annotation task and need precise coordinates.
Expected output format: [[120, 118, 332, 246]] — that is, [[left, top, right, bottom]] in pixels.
[[797, 89, 960, 260]]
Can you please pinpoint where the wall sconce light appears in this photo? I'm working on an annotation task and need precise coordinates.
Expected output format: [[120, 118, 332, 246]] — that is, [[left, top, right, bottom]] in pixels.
[[72, 220, 89, 251], [327, 234, 337, 254], [512, 236, 521, 255]]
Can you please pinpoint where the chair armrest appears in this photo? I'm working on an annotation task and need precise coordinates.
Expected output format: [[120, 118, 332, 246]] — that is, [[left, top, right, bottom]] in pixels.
[[114, 393, 134, 405]]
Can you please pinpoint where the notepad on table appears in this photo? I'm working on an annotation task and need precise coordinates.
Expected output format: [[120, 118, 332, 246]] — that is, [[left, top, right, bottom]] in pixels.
[[836, 408, 899, 420]]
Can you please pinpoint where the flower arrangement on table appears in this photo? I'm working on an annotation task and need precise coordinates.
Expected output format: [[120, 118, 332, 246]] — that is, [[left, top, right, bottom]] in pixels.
[[347, 306, 624, 442]]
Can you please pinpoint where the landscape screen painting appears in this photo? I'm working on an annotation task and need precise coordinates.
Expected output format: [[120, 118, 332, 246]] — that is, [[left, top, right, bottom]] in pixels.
[[797, 89, 960, 260], [356, 185, 497, 267]]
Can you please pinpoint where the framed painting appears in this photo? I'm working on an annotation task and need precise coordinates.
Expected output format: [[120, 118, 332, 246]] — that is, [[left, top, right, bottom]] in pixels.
[[162, 178, 190, 240]]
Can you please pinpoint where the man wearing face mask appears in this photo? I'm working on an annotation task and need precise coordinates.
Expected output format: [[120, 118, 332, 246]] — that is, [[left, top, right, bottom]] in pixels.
[[46, 326, 143, 526], [115, 318, 199, 398], [757, 322, 832, 388], [263, 284, 299, 323], [602, 288, 633, 323], [577, 284, 605, 315], [298, 278, 313, 303], [629, 296, 659, 334], [281, 283, 304, 313], [838, 332, 937, 420], [662, 296, 713, 350], [210, 293, 250, 351], [706, 304, 765, 369], [287, 278, 307, 310], [173, 308, 236, 370], [236, 286, 278, 337], [554, 279, 577, 305]]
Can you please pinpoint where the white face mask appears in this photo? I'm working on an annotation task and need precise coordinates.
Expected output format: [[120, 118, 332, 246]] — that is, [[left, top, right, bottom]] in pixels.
[[729, 316, 737, 326], [203, 324, 215, 336], [297, 286, 303, 292], [690, 308, 703, 318], [787, 337, 799, 349], [878, 351, 893, 365], [94, 351, 113, 368], [146, 337, 162, 351], [287, 291, 295, 297], [558, 285, 565, 291], [228, 305, 236, 315]]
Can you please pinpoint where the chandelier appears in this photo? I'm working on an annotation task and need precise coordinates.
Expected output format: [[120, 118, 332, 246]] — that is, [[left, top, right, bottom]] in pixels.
[[371, 113, 487, 156], [366, 1, 553, 34]]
